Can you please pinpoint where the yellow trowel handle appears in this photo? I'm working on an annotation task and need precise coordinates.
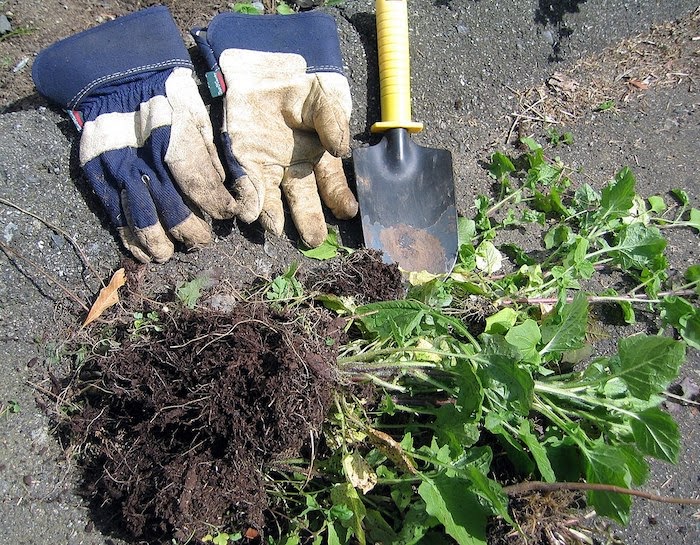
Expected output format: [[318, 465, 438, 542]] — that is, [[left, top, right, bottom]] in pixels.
[[371, 0, 424, 134]]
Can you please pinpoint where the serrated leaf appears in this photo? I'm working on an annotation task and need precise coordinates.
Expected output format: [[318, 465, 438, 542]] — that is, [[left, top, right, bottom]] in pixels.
[[600, 167, 636, 219], [610, 223, 666, 271], [540, 292, 588, 355], [300, 229, 348, 260], [630, 407, 680, 463], [616, 334, 685, 399], [583, 441, 633, 525], [418, 476, 489, 545], [83, 268, 126, 326]]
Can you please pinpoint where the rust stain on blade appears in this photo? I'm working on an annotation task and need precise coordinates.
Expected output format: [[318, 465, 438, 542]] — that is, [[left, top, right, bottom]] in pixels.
[[378, 223, 446, 274]]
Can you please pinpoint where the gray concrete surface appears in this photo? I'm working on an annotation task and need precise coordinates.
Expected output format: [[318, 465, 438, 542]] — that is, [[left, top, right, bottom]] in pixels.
[[1, 1, 698, 543]]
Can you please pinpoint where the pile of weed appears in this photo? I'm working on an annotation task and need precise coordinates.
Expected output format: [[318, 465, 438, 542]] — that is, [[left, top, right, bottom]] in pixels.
[[60, 302, 340, 542]]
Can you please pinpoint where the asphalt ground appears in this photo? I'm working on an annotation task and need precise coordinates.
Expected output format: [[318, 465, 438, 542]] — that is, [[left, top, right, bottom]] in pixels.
[[1, 1, 698, 543]]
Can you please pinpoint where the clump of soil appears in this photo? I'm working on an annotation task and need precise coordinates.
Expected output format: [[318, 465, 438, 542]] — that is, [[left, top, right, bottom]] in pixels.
[[60, 303, 339, 542], [51, 250, 405, 544]]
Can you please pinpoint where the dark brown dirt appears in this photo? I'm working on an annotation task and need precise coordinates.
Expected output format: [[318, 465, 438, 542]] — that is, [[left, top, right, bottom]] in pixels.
[[47, 250, 403, 544]]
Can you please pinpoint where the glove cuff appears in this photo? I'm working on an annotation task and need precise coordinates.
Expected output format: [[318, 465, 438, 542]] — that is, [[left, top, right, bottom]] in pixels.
[[191, 12, 345, 76], [32, 6, 192, 109]]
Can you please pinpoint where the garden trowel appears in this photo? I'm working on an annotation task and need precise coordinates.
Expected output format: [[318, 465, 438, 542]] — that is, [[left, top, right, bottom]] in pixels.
[[353, 0, 457, 274]]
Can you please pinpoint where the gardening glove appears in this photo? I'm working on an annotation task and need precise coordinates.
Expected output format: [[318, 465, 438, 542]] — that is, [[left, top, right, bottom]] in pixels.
[[32, 6, 256, 263], [192, 12, 358, 248]]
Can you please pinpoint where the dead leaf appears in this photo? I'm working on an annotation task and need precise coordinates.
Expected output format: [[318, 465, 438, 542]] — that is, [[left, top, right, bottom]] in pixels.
[[83, 268, 126, 327], [629, 78, 650, 89], [244, 528, 259, 540], [342, 451, 378, 494], [366, 427, 418, 475]]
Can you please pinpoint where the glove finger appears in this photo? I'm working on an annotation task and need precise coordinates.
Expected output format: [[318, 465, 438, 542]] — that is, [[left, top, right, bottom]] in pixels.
[[139, 141, 213, 254], [164, 68, 243, 220], [282, 163, 328, 248], [314, 152, 358, 220], [245, 163, 284, 235], [310, 73, 352, 158], [81, 150, 173, 262], [220, 131, 264, 224]]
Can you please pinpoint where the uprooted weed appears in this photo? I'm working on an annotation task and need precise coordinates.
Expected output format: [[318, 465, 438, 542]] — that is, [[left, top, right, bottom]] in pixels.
[[39, 250, 404, 544]]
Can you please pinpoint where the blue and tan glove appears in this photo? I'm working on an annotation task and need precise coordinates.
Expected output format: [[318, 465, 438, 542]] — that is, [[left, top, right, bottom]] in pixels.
[[192, 12, 359, 248], [32, 6, 256, 263]]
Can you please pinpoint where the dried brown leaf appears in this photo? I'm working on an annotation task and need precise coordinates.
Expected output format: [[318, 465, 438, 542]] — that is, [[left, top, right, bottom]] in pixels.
[[83, 268, 126, 327]]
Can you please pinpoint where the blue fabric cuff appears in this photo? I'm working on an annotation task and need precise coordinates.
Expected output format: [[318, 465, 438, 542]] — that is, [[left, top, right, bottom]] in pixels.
[[32, 6, 192, 109], [192, 12, 345, 75]]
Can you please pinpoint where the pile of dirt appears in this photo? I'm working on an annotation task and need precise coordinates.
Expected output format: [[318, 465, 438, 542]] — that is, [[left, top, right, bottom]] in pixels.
[[47, 250, 403, 544]]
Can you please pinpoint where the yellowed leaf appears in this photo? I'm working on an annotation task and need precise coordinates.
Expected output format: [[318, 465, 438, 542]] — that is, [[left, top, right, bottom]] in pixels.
[[342, 451, 377, 494], [366, 427, 418, 475], [83, 268, 126, 326]]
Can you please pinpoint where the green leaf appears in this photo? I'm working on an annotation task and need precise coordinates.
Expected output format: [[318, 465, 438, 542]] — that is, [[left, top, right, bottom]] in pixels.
[[176, 276, 209, 309], [647, 195, 666, 214], [505, 319, 541, 363], [616, 334, 686, 399], [500, 243, 536, 266], [610, 223, 666, 271], [300, 229, 349, 260], [630, 407, 680, 463], [600, 167, 636, 220], [276, 1, 295, 14], [488, 151, 515, 182], [684, 264, 700, 285], [418, 476, 489, 545], [330, 483, 366, 545], [670, 188, 690, 206], [475, 240, 502, 274], [397, 501, 438, 545], [458, 217, 477, 246], [518, 420, 556, 482], [687, 208, 700, 231], [583, 441, 633, 525], [484, 308, 518, 335], [660, 296, 700, 349], [232, 3, 263, 14], [477, 350, 534, 416], [540, 292, 588, 355]]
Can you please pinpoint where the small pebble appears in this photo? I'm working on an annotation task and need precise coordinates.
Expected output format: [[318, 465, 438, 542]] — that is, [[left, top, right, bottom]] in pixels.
[[22, 475, 33, 486], [0, 14, 11, 34]]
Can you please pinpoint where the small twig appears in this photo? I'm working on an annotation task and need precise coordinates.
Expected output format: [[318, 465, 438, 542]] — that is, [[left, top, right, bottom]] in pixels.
[[503, 481, 700, 505], [0, 196, 102, 283], [0, 240, 89, 312]]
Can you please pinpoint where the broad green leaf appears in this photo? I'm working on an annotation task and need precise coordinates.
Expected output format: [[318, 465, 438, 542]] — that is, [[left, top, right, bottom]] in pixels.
[[300, 229, 344, 260], [616, 334, 685, 399], [500, 243, 536, 266], [475, 240, 502, 274], [610, 223, 666, 271], [630, 407, 680, 463], [678, 312, 700, 349], [418, 476, 489, 545], [484, 308, 518, 335], [647, 195, 666, 214], [488, 151, 515, 181], [477, 352, 534, 416], [457, 217, 477, 246], [583, 441, 633, 525], [357, 300, 472, 342], [670, 188, 690, 205], [434, 404, 481, 454], [505, 319, 541, 363], [600, 167, 635, 220], [688, 208, 700, 231], [464, 466, 512, 523], [364, 509, 399, 545], [330, 483, 366, 545], [397, 501, 438, 545], [518, 420, 556, 482], [540, 292, 588, 355], [684, 264, 700, 285], [572, 183, 600, 209]]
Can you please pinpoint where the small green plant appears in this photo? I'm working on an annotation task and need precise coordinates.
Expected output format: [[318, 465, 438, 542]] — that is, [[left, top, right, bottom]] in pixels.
[[0, 400, 20, 417], [130, 311, 163, 335], [546, 127, 573, 147], [300, 227, 353, 260], [595, 99, 617, 112], [230, 1, 294, 14], [176, 276, 209, 309], [266, 262, 304, 301]]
